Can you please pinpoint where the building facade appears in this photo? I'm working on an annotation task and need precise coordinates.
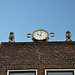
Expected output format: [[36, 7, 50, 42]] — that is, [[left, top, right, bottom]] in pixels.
[[0, 42, 75, 75]]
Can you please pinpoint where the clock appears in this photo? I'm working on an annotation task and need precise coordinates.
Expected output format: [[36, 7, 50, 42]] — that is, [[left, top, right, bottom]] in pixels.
[[32, 30, 48, 41], [27, 29, 55, 42]]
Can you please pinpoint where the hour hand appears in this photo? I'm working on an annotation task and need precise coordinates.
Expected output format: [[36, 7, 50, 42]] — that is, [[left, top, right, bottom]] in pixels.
[[37, 34, 39, 35]]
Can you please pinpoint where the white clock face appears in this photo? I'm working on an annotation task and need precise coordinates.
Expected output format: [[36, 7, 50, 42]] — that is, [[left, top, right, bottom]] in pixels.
[[33, 30, 48, 40]]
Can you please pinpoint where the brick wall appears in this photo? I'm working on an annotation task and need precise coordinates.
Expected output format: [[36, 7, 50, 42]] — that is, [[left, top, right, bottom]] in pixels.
[[0, 42, 75, 75]]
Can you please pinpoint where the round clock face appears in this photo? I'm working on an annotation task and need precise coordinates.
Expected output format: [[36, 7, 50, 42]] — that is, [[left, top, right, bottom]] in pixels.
[[33, 30, 48, 40]]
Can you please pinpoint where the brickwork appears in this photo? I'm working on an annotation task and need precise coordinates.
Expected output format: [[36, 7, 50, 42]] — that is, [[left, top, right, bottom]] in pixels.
[[0, 42, 75, 75]]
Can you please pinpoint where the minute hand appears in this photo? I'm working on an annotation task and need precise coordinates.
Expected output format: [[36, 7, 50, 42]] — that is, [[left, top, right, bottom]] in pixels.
[[39, 32, 42, 36]]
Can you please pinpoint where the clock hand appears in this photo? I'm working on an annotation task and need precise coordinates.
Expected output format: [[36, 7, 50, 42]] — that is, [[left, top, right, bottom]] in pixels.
[[39, 32, 42, 36], [37, 34, 39, 35]]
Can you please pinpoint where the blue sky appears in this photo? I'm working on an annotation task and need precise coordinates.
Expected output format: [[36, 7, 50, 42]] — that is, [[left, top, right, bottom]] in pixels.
[[0, 0, 75, 42]]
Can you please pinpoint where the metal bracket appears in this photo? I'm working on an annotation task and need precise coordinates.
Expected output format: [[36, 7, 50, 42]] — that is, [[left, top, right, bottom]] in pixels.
[[27, 33, 32, 38], [49, 32, 55, 37]]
